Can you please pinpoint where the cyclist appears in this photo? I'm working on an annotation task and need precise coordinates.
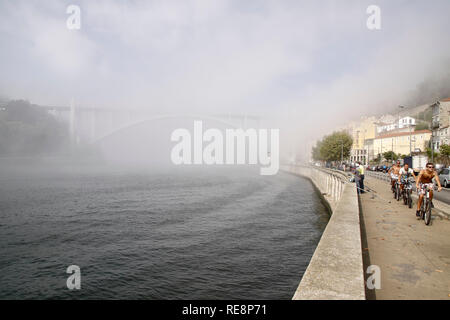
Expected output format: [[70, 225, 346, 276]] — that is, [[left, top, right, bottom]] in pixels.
[[388, 160, 402, 193], [416, 162, 442, 217], [398, 163, 416, 193]]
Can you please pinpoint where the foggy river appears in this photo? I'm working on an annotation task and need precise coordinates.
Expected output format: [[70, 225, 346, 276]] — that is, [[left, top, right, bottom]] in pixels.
[[0, 162, 329, 299]]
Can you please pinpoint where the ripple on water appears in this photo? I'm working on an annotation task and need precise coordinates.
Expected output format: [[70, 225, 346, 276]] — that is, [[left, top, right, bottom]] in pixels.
[[0, 167, 329, 299]]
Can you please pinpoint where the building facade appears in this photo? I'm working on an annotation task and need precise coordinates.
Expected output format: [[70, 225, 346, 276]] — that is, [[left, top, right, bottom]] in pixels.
[[376, 116, 416, 136], [399, 116, 416, 129], [349, 116, 377, 164], [364, 138, 374, 164], [431, 98, 450, 151], [373, 130, 431, 159], [350, 148, 367, 164]]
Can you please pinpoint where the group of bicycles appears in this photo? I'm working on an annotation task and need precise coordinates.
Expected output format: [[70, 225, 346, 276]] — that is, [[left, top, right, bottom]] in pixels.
[[391, 176, 435, 226]]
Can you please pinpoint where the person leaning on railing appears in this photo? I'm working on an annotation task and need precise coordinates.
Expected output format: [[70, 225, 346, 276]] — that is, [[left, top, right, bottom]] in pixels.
[[355, 162, 365, 194]]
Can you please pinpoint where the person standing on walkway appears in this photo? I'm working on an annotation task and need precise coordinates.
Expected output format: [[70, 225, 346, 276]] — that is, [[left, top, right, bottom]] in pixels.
[[355, 162, 365, 193]]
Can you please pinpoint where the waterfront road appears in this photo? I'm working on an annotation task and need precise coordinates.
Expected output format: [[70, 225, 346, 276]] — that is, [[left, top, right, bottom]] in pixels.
[[434, 187, 450, 205], [360, 176, 450, 300]]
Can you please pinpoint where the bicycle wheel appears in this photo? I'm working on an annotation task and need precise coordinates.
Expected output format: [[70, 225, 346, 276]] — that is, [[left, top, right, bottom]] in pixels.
[[396, 185, 401, 201], [408, 191, 412, 208], [419, 200, 425, 220], [403, 190, 407, 205], [425, 200, 432, 225]]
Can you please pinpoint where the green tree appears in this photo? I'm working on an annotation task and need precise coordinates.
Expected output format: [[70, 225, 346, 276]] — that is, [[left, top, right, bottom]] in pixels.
[[372, 153, 381, 164], [383, 151, 399, 161], [0, 100, 68, 156], [439, 144, 450, 166], [318, 131, 353, 162], [415, 109, 432, 122], [425, 147, 439, 160], [370, 154, 381, 165], [415, 122, 429, 131], [311, 140, 323, 161], [440, 144, 450, 157]]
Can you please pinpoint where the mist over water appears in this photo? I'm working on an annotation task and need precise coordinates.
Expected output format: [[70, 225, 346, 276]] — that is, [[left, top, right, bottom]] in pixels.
[[0, 162, 329, 299], [1, 1, 450, 159], [1, 0, 450, 301]]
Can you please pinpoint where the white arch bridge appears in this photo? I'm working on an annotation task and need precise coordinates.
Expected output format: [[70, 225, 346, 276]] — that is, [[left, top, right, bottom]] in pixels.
[[39, 104, 262, 144]]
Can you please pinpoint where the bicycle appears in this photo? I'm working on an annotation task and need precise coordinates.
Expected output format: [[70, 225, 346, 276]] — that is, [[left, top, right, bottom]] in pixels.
[[394, 180, 401, 201], [418, 184, 433, 226], [391, 178, 396, 194], [401, 178, 413, 208]]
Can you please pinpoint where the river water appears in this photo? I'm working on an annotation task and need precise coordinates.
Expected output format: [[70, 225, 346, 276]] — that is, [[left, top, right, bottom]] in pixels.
[[0, 163, 329, 299]]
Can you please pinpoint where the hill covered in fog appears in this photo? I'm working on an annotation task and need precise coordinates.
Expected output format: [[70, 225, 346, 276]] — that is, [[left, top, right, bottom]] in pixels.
[[0, 100, 69, 156]]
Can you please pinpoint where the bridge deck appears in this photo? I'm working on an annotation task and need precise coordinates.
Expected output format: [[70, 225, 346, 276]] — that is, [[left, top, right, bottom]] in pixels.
[[360, 176, 450, 300]]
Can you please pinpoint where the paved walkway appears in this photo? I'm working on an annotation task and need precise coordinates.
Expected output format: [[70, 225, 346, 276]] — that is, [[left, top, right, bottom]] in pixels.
[[360, 176, 450, 300]]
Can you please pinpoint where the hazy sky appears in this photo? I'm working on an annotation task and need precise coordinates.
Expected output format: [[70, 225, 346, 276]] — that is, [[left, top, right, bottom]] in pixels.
[[1, 0, 450, 146]]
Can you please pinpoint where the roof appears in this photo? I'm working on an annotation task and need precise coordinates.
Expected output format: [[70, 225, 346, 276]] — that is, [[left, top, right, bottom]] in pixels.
[[376, 129, 431, 139], [441, 98, 450, 102]]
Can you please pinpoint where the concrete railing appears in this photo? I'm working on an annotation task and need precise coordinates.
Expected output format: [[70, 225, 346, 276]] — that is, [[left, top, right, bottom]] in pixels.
[[283, 165, 349, 211], [282, 164, 366, 300]]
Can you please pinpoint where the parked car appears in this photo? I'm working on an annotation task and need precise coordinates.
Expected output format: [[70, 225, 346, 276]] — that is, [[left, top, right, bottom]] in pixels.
[[438, 168, 450, 188]]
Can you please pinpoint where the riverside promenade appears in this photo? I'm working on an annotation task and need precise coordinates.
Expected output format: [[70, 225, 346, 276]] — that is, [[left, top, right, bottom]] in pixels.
[[284, 165, 449, 300], [361, 176, 450, 300]]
